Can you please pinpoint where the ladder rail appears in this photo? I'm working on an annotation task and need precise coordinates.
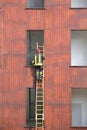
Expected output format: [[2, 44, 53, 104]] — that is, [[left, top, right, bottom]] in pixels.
[[35, 42, 45, 130], [35, 75, 44, 130], [35, 82, 44, 130]]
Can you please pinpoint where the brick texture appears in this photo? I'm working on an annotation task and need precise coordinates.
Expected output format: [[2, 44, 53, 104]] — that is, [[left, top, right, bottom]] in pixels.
[[0, 0, 87, 130]]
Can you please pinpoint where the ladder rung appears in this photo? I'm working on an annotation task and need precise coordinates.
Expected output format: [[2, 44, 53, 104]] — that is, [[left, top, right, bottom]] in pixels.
[[36, 122, 43, 124], [36, 119, 43, 121], [36, 98, 43, 100], [36, 89, 43, 90], [37, 101, 43, 103], [37, 118, 43, 120], [36, 112, 43, 114], [37, 110, 43, 112], [36, 100, 43, 102], [36, 89, 43, 91], [36, 104, 43, 106], [36, 107, 43, 109], [37, 112, 43, 114], [36, 83, 43, 85], [36, 96, 43, 97], [36, 83, 42, 85], [36, 86, 43, 88], [36, 87, 43, 88], [36, 88, 43, 90], [36, 103, 43, 105], [36, 90, 43, 92], [37, 122, 43, 123], [36, 86, 43, 87], [36, 105, 44, 107], [36, 94, 43, 97], [36, 98, 43, 99], [36, 92, 43, 94], [37, 105, 43, 107], [37, 111, 43, 113], [37, 123, 43, 125], [36, 114, 43, 115], [37, 108, 43, 111], [37, 126, 44, 128], [36, 119, 43, 120], [36, 104, 43, 105], [36, 103, 43, 104], [38, 45, 43, 47]]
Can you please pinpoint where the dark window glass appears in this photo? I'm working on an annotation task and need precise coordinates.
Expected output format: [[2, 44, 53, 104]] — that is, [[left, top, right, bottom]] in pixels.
[[27, 0, 44, 8], [26, 88, 36, 126], [71, 0, 87, 8], [71, 31, 87, 66], [27, 30, 44, 66]]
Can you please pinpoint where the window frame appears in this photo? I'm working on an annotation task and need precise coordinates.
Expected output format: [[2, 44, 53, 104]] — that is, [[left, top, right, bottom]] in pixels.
[[70, 30, 87, 67], [26, 88, 36, 127], [26, 30, 44, 67], [70, 0, 87, 9], [25, 0, 45, 9], [71, 88, 87, 127]]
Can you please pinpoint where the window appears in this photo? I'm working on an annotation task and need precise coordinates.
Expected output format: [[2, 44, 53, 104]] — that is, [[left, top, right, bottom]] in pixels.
[[71, 31, 87, 66], [71, 0, 87, 8], [27, 0, 44, 8], [72, 89, 87, 127], [26, 88, 36, 126], [27, 30, 44, 66]]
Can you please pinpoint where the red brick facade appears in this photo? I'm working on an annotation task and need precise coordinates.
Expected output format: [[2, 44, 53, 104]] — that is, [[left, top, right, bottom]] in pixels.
[[0, 0, 87, 130]]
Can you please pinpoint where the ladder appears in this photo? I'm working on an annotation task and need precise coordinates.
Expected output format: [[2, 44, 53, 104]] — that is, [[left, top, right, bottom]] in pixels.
[[35, 43, 45, 130], [35, 80, 44, 130]]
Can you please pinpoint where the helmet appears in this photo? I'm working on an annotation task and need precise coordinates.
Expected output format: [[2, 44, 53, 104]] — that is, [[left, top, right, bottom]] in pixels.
[[36, 48, 41, 53]]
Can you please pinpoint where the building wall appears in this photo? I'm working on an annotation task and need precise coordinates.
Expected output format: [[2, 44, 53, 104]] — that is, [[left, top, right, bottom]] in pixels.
[[0, 0, 87, 130]]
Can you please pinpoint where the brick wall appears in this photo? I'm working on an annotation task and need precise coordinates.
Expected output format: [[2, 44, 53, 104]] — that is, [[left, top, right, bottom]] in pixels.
[[0, 0, 87, 130]]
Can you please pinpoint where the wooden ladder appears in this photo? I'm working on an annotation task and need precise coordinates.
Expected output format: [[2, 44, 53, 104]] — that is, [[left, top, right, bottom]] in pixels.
[[35, 43, 45, 130], [35, 78, 44, 130]]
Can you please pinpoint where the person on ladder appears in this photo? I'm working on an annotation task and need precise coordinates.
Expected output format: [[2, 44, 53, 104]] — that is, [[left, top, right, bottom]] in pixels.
[[32, 43, 45, 130], [32, 47, 44, 81]]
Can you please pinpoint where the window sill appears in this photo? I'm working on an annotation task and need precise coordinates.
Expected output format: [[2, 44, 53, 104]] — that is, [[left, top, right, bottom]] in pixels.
[[25, 7, 45, 10], [24, 125, 35, 128], [24, 125, 45, 128], [70, 66, 87, 67], [25, 65, 34, 68], [70, 7, 87, 9], [70, 126, 87, 128], [25, 121, 35, 128]]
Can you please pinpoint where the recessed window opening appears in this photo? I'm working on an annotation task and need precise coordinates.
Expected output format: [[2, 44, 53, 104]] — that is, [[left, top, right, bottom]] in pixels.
[[71, 31, 87, 66], [72, 89, 87, 127], [27, 30, 44, 66], [27, 0, 44, 8], [71, 0, 87, 8], [26, 88, 36, 126]]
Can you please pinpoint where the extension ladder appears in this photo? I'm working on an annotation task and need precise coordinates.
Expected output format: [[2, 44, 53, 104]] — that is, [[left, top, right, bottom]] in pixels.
[[35, 80, 44, 130], [35, 44, 44, 130]]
